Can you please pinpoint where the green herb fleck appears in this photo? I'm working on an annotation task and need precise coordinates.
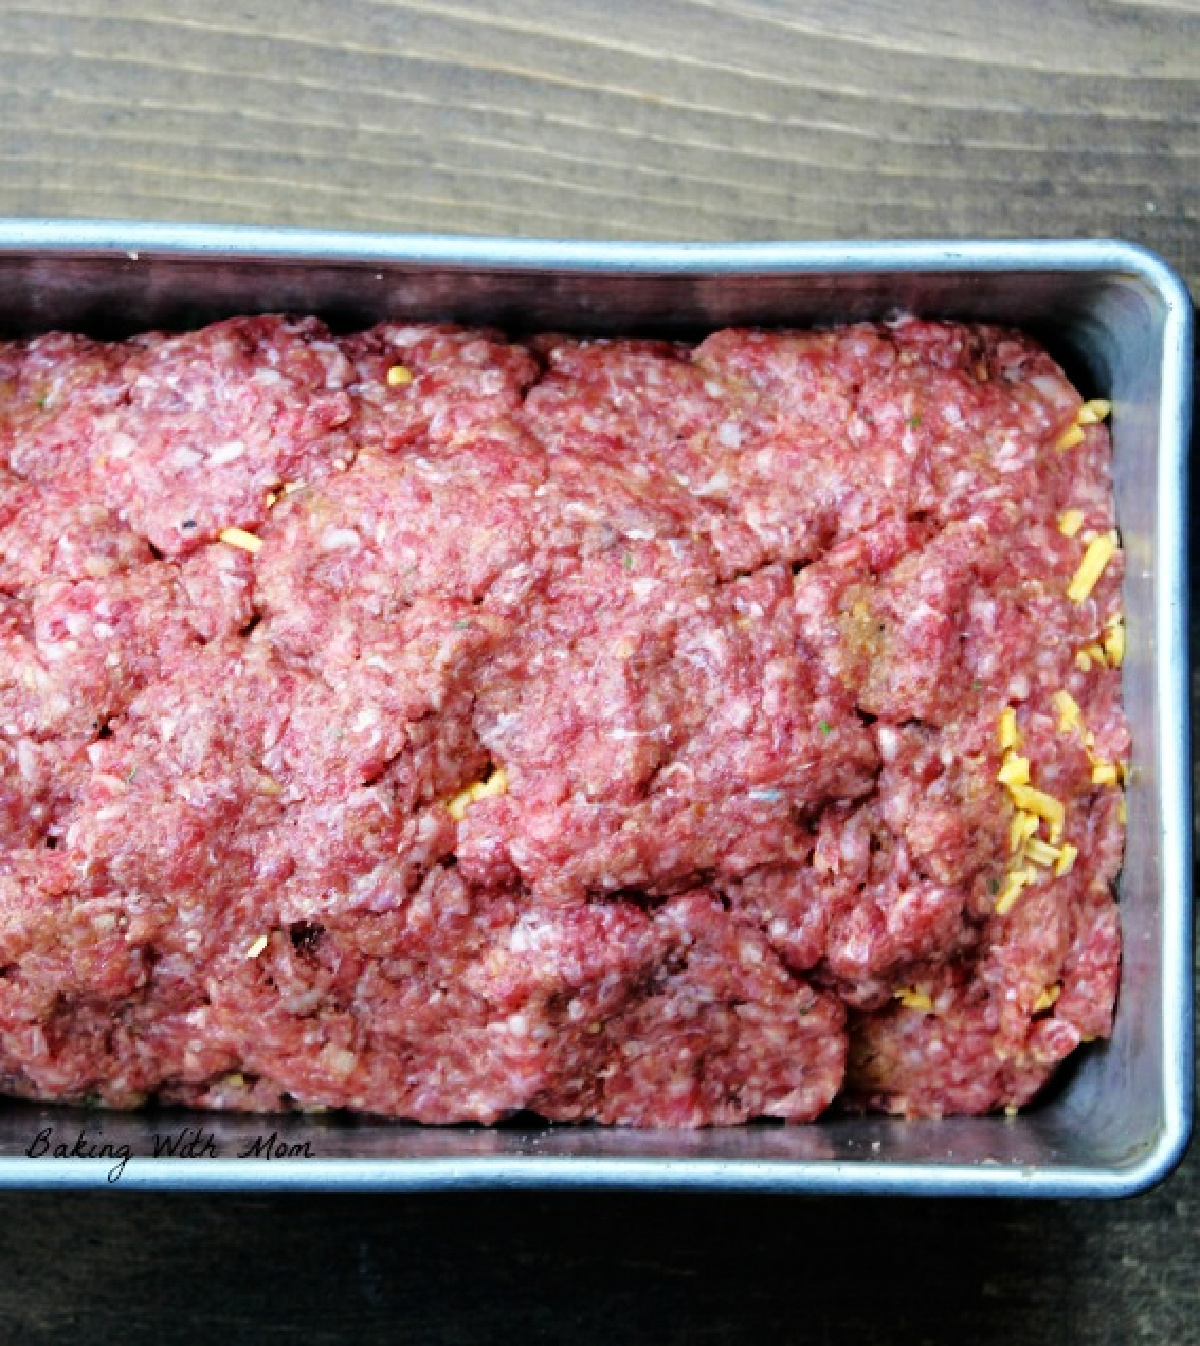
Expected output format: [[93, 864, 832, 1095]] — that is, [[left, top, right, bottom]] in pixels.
[[36, 395, 50, 411], [623, 552, 633, 571], [818, 720, 832, 737], [988, 877, 1000, 895], [971, 679, 982, 691], [453, 620, 473, 630], [907, 413, 922, 429]]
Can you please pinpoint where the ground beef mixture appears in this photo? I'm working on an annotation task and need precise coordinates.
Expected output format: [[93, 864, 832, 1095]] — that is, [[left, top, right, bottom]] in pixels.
[[0, 316, 1126, 1124]]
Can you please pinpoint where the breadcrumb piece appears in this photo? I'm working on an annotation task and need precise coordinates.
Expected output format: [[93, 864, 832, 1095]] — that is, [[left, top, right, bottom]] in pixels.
[[246, 934, 269, 959]]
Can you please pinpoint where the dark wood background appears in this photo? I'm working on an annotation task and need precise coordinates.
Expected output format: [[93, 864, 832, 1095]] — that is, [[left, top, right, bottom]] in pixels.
[[0, 2, 1197, 1342]]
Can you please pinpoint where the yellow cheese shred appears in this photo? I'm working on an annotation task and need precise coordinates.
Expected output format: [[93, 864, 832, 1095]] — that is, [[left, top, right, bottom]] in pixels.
[[1033, 984, 1062, 1012], [894, 987, 933, 1012], [997, 706, 1020, 751], [1024, 837, 1061, 868], [1054, 843, 1078, 876], [1077, 399, 1112, 424], [997, 753, 1031, 787], [447, 766, 509, 821], [995, 867, 1034, 916], [1010, 810, 1039, 854], [1067, 534, 1116, 603], [218, 526, 263, 555], [1053, 690, 1082, 735]]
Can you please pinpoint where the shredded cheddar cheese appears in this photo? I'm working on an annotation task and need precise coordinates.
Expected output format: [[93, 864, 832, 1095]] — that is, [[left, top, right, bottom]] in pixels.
[[219, 527, 263, 555], [995, 867, 1034, 916], [1092, 762, 1119, 786], [1056, 424, 1086, 451], [1024, 837, 1061, 868], [1067, 534, 1116, 603], [1054, 843, 1078, 876], [447, 766, 509, 821], [1010, 810, 1039, 854], [1033, 984, 1062, 1012], [1053, 690, 1082, 735], [997, 753, 1031, 787], [998, 707, 1020, 751], [1057, 509, 1086, 538], [1104, 618, 1125, 667], [386, 364, 414, 386], [1077, 399, 1112, 425], [894, 987, 933, 1011]]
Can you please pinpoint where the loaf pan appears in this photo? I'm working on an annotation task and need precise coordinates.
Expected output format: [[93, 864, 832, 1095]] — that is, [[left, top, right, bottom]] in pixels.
[[0, 223, 1190, 1195]]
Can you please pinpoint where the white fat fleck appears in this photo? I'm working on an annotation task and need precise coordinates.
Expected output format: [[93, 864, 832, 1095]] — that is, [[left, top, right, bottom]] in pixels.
[[696, 470, 731, 497], [718, 421, 743, 449], [704, 380, 724, 398], [64, 613, 89, 638], [630, 578, 659, 599], [507, 1014, 528, 1037], [876, 725, 900, 763], [1008, 674, 1031, 701], [92, 622, 116, 640], [320, 526, 362, 551], [106, 432, 136, 460], [350, 706, 381, 732], [624, 528, 656, 541], [1030, 373, 1066, 401], [160, 718, 176, 742], [16, 739, 36, 782], [209, 440, 246, 465], [567, 998, 585, 1022], [169, 446, 205, 471]]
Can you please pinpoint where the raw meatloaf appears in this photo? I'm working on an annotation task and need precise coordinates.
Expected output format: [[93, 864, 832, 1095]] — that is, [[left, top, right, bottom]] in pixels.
[[0, 315, 1127, 1124]]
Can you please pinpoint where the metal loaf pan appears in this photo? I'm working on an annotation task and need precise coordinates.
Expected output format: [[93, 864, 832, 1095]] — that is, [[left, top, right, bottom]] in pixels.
[[0, 224, 1191, 1196]]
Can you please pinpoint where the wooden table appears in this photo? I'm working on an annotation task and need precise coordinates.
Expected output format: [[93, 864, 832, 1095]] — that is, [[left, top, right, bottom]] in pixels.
[[0, 3, 1196, 1341]]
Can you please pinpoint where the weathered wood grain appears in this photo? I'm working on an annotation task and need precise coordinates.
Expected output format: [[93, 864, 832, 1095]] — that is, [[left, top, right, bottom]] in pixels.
[[0, 0, 1194, 287]]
